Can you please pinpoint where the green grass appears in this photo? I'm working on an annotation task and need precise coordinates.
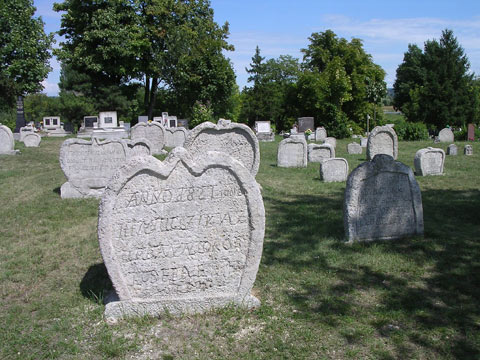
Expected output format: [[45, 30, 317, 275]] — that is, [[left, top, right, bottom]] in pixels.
[[0, 136, 479, 359]]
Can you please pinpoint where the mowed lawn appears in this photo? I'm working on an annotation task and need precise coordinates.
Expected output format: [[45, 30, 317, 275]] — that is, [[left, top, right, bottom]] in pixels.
[[0, 135, 479, 359]]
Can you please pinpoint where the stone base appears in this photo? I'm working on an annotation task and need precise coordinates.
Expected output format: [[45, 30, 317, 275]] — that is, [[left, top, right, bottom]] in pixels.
[[60, 182, 103, 199], [256, 132, 275, 142], [0, 150, 20, 155], [104, 294, 260, 322]]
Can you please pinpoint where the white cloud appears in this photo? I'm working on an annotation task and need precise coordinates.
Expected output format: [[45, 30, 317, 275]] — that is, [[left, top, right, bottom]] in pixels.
[[41, 80, 59, 96]]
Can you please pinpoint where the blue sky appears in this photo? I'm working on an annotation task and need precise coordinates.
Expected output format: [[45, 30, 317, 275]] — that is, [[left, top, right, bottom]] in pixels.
[[34, 0, 480, 96]]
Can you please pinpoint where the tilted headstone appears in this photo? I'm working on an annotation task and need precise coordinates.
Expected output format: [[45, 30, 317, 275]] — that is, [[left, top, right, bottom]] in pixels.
[[184, 121, 260, 177], [297, 117, 314, 133], [467, 123, 475, 141], [59, 138, 149, 199], [98, 148, 265, 320], [319, 158, 348, 182], [23, 133, 41, 147], [0, 125, 18, 155], [438, 128, 454, 142], [347, 142, 362, 155], [130, 122, 166, 155], [164, 127, 188, 148], [307, 143, 335, 163], [367, 126, 398, 160], [315, 127, 327, 142], [464, 144, 473, 156], [277, 137, 307, 168], [344, 154, 424, 242], [446, 144, 457, 155], [414, 147, 445, 176], [324, 137, 336, 148]]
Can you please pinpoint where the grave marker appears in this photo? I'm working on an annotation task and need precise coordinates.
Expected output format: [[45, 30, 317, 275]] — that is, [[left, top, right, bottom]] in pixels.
[[446, 144, 457, 155], [307, 143, 335, 163], [320, 158, 349, 182], [344, 154, 424, 242], [467, 124, 475, 141], [130, 122, 166, 155], [367, 126, 398, 160], [414, 147, 445, 176], [277, 137, 307, 168], [347, 142, 362, 154], [315, 127, 327, 142], [164, 127, 188, 148], [464, 144, 473, 156], [98, 148, 265, 320], [23, 133, 41, 147], [297, 117, 314, 133], [0, 125, 19, 155], [438, 128, 454, 142]]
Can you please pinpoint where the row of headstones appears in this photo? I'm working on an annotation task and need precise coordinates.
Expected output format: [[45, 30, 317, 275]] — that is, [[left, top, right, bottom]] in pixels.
[[60, 120, 260, 199], [0, 124, 42, 154], [59, 120, 264, 321]]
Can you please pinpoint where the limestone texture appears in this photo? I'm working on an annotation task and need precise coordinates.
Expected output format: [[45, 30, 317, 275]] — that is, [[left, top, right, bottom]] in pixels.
[[131, 122, 166, 155], [307, 143, 335, 163], [0, 125, 18, 155], [367, 126, 398, 160], [347, 142, 362, 155], [320, 158, 348, 182], [164, 127, 188, 148], [414, 147, 445, 176], [446, 144, 457, 155], [438, 128, 454, 143], [277, 137, 307, 168], [23, 133, 41, 147]]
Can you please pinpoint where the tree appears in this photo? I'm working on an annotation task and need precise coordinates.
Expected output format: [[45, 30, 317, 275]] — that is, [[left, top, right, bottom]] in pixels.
[[0, 0, 53, 106], [393, 29, 476, 129], [54, 0, 235, 119], [301, 30, 386, 135]]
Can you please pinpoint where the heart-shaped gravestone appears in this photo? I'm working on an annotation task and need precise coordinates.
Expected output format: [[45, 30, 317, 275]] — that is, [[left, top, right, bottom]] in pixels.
[[98, 147, 265, 321]]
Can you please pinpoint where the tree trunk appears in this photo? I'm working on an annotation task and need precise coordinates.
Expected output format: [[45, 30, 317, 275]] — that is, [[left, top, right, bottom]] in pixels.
[[147, 78, 158, 120], [144, 76, 150, 116]]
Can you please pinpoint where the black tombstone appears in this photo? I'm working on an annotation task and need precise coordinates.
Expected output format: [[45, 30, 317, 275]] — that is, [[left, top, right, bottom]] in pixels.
[[14, 96, 26, 133]]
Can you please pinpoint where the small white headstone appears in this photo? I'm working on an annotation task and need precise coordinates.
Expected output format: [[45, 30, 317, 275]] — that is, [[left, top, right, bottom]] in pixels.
[[130, 122, 166, 155], [464, 144, 473, 156], [23, 133, 41, 147], [347, 142, 362, 155], [438, 128, 454, 143], [319, 158, 348, 182], [414, 147, 445, 176], [0, 125, 18, 155], [367, 126, 398, 160], [307, 143, 335, 163], [315, 127, 327, 142], [99, 111, 118, 128], [19, 125, 35, 141], [184, 121, 260, 177], [446, 144, 457, 155], [98, 148, 265, 321], [344, 154, 424, 242], [255, 121, 271, 133], [360, 137, 368, 147], [277, 137, 307, 168]]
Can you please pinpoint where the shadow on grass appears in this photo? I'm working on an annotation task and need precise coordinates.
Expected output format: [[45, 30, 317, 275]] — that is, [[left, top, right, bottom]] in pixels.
[[80, 263, 113, 303], [266, 189, 480, 358], [53, 186, 60, 195]]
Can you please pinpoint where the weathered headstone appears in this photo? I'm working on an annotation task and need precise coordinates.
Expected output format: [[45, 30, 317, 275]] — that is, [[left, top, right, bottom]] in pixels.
[[307, 143, 335, 163], [297, 117, 314, 133], [324, 137, 336, 148], [277, 137, 307, 168], [344, 154, 424, 242], [467, 124, 475, 141], [184, 121, 260, 176], [315, 127, 327, 142], [59, 138, 142, 198], [125, 138, 153, 157], [19, 125, 35, 141], [23, 133, 41, 147], [164, 127, 188, 148], [446, 144, 457, 155], [360, 137, 368, 148], [319, 158, 348, 182], [438, 128, 454, 143], [255, 121, 275, 142], [347, 142, 362, 155], [0, 125, 19, 155], [367, 126, 398, 160], [130, 122, 166, 155], [464, 144, 473, 156], [414, 147, 445, 176], [98, 148, 265, 320]]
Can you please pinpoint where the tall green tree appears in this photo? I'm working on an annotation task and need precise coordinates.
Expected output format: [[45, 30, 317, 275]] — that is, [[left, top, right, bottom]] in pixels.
[[0, 0, 53, 107], [54, 0, 235, 120], [393, 29, 476, 129], [300, 30, 385, 136]]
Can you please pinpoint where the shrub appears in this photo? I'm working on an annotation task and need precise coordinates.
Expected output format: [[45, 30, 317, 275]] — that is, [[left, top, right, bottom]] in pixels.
[[395, 121, 429, 141]]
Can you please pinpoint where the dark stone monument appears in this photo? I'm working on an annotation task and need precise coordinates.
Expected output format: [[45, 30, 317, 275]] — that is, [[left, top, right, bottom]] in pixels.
[[297, 117, 314, 133], [14, 96, 26, 133], [84, 117, 97, 128], [467, 123, 475, 141], [64, 122, 74, 133]]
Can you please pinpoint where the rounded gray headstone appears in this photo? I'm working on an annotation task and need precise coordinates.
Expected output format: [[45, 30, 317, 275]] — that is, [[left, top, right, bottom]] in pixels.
[[315, 127, 327, 142], [323, 137, 336, 148], [184, 121, 260, 177], [307, 143, 335, 163], [319, 158, 348, 182], [277, 137, 307, 168], [0, 125, 17, 155], [414, 147, 445, 176], [464, 144, 473, 155], [131, 122, 166, 155], [438, 128, 454, 143], [98, 148, 265, 320], [164, 127, 188, 148], [344, 154, 424, 242], [367, 126, 398, 160], [347, 142, 362, 155], [446, 144, 457, 155], [23, 133, 41, 147]]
